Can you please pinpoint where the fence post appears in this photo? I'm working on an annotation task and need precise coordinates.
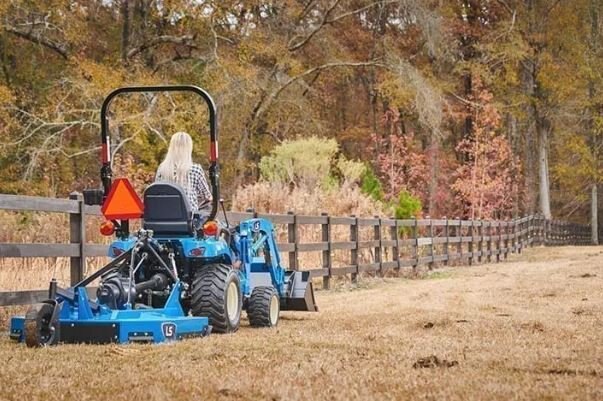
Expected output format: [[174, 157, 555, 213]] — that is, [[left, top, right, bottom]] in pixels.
[[428, 217, 434, 268], [390, 218, 400, 271], [350, 215, 359, 283], [477, 220, 483, 263], [513, 219, 519, 253], [486, 221, 492, 262], [69, 192, 85, 285], [523, 217, 528, 250], [412, 217, 418, 270], [374, 216, 382, 275], [539, 215, 544, 245], [496, 222, 502, 262], [321, 212, 331, 290], [537, 215, 542, 246], [287, 211, 298, 271], [468, 220, 474, 266], [457, 217, 463, 262], [444, 218, 449, 266], [539, 215, 544, 246], [539, 215, 548, 246], [503, 220, 509, 260], [528, 216, 532, 248], [516, 218, 521, 252]]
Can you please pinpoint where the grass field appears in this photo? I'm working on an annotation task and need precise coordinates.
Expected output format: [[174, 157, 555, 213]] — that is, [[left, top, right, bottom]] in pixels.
[[0, 246, 601, 401]]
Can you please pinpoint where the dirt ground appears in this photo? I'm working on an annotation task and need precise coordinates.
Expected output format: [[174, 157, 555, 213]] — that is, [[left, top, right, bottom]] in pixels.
[[0, 246, 601, 401]]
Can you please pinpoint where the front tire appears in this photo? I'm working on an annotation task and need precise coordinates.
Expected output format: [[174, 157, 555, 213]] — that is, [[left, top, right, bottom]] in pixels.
[[191, 263, 242, 333], [248, 286, 280, 327]]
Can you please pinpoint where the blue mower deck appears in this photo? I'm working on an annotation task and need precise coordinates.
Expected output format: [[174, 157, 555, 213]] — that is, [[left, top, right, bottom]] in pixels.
[[10, 284, 210, 344]]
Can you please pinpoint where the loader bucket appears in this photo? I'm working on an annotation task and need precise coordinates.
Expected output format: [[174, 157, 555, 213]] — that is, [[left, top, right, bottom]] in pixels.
[[281, 271, 318, 312]]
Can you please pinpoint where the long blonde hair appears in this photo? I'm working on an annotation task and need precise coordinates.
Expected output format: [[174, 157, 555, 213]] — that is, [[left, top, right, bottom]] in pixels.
[[156, 132, 193, 188]]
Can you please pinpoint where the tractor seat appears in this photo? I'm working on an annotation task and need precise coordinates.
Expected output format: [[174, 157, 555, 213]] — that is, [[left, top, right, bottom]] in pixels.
[[143, 182, 194, 236]]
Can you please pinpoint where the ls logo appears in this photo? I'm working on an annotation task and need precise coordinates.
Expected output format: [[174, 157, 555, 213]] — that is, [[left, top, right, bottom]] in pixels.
[[162, 323, 176, 340], [252, 220, 260, 232]]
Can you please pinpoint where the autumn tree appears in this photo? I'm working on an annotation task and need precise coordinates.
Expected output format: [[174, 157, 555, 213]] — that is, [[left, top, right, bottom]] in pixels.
[[0, 0, 598, 228], [452, 83, 520, 220]]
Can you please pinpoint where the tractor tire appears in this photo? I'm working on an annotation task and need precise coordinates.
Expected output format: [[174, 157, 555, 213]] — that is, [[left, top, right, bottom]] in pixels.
[[191, 263, 242, 333], [24, 303, 59, 347], [247, 286, 280, 328]]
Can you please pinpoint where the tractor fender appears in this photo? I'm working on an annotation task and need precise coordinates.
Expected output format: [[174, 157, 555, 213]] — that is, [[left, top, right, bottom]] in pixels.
[[180, 237, 233, 260], [107, 238, 137, 258]]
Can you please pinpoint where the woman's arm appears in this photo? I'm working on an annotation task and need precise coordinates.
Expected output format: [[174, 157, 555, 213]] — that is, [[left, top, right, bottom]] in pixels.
[[192, 164, 213, 204]]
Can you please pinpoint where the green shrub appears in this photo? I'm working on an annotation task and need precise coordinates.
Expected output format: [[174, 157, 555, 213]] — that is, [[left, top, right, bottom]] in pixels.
[[393, 190, 422, 219], [259, 137, 365, 189], [360, 167, 384, 202]]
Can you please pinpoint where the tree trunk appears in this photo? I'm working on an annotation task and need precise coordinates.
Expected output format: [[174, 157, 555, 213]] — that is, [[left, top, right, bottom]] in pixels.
[[508, 113, 520, 217], [522, 59, 538, 215], [522, 0, 539, 215], [589, 0, 600, 245], [593, 184, 599, 244], [120, 0, 130, 63], [427, 141, 438, 217], [538, 120, 552, 219]]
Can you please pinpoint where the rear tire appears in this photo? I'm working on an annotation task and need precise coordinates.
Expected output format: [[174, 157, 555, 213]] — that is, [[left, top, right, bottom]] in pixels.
[[191, 263, 242, 333], [248, 286, 280, 327], [24, 303, 59, 347]]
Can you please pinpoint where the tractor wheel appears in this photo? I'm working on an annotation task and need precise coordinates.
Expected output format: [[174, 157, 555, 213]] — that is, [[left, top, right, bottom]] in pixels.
[[247, 286, 280, 328], [24, 303, 59, 347], [191, 263, 242, 333]]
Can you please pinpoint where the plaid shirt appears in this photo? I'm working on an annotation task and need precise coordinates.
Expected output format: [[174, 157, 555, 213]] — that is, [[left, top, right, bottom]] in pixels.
[[156, 163, 212, 211], [187, 163, 213, 211]]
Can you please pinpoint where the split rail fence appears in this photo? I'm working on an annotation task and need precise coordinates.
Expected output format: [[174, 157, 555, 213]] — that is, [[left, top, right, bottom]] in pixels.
[[0, 193, 593, 306]]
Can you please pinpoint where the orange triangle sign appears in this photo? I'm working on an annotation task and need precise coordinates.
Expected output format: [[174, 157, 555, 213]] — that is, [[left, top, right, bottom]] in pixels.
[[101, 178, 144, 220]]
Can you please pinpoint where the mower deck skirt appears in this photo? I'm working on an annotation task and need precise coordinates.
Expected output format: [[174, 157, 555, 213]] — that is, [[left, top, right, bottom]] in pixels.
[[10, 312, 210, 344]]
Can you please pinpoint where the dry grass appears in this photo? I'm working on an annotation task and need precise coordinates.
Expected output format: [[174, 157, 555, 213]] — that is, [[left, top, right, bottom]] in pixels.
[[0, 246, 601, 401]]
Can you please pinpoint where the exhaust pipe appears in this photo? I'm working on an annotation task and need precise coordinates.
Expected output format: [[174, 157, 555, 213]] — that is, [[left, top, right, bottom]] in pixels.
[[281, 271, 318, 312]]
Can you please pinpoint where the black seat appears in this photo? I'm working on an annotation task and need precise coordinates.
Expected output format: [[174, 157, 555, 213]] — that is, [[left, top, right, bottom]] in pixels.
[[143, 182, 194, 236]]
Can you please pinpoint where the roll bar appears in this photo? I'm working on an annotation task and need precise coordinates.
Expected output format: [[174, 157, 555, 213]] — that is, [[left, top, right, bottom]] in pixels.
[[99, 85, 220, 221]]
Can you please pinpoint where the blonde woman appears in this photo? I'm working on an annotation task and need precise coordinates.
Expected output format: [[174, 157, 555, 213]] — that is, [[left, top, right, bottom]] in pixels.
[[155, 132, 212, 213]]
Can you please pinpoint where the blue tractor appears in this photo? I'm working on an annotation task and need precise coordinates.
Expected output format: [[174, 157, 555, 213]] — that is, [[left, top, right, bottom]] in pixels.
[[9, 85, 317, 347]]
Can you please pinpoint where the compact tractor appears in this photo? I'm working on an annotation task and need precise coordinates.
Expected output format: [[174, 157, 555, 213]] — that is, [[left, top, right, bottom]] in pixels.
[[9, 85, 317, 346]]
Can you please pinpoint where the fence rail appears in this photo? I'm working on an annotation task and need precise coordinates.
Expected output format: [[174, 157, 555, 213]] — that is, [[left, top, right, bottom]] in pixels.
[[0, 193, 593, 306]]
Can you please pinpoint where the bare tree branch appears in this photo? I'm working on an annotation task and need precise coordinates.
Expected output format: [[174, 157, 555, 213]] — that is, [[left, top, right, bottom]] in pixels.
[[53, 146, 102, 159], [4, 25, 69, 59], [126, 34, 198, 59], [288, 1, 398, 52], [288, 0, 342, 51], [255, 60, 386, 122]]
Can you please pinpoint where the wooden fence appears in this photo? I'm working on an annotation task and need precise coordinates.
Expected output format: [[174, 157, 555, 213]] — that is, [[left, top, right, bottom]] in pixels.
[[0, 193, 593, 306]]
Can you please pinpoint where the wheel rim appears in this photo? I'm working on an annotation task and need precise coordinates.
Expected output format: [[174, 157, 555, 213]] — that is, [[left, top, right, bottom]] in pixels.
[[226, 281, 239, 321], [39, 315, 52, 343], [269, 294, 279, 325]]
